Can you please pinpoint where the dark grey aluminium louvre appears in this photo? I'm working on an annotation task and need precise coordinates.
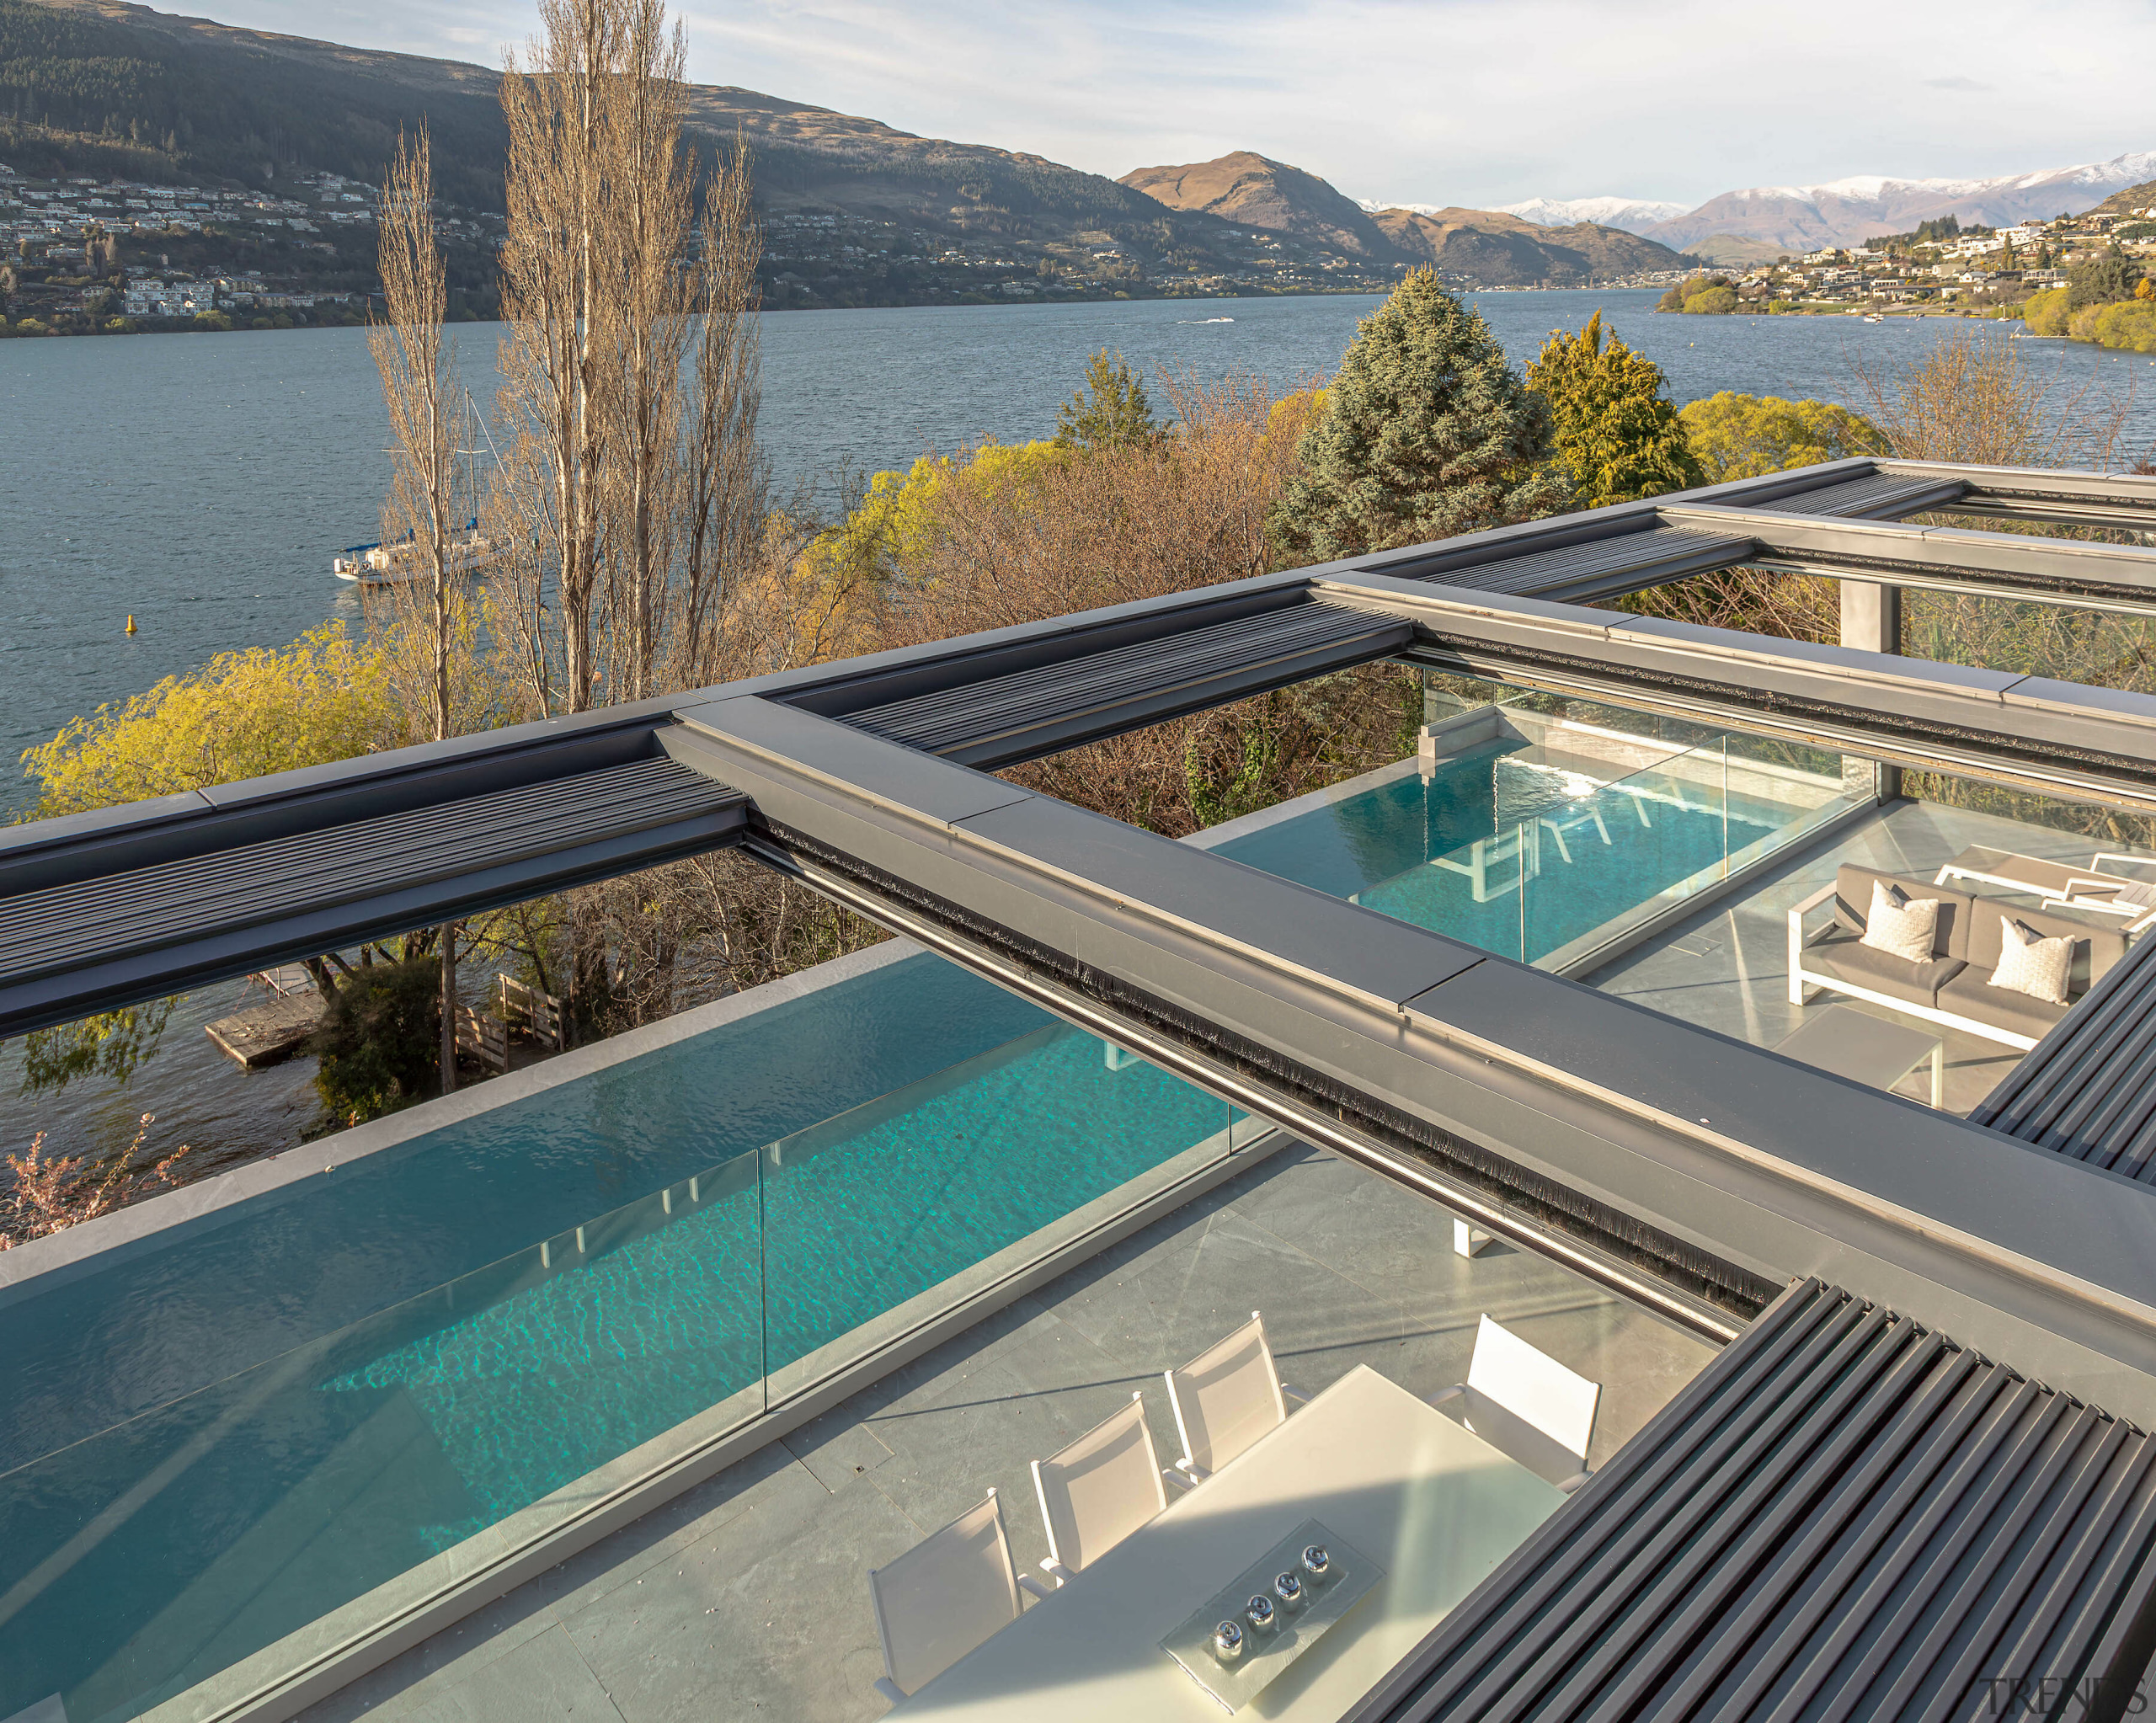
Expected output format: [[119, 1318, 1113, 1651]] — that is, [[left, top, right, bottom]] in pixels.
[[1351, 1278, 2156, 1723], [17, 456, 2156, 1720], [1973, 935, 2156, 1182], [0, 746, 744, 1036]]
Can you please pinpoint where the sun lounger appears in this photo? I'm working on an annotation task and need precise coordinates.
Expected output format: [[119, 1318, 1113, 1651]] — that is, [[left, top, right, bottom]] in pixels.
[[1935, 845, 2156, 931]]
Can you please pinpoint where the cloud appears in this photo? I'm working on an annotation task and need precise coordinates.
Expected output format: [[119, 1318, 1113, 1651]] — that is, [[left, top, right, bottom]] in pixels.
[[210, 0, 2156, 210]]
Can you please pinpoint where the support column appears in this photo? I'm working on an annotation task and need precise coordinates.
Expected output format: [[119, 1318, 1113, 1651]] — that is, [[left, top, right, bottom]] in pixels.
[[1840, 580, 1903, 802]]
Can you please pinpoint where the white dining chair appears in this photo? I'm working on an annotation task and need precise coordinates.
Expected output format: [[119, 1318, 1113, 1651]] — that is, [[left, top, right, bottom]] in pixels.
[[1161, 1310, 1310, 1489], [1429, 1313, 1601, 1493], [1029, 1391, 1167, 1585], [867, 1487, 1049, 1705]]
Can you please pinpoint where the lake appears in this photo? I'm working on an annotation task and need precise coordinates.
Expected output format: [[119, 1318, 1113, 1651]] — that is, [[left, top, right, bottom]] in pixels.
[[4, 288, 2153, 1171], [8, 288, 2154, 813]]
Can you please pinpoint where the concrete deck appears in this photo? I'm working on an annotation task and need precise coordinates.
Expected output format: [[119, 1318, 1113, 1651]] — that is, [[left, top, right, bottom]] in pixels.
[[1590, 795, 2148, 1116], [297, 1143, 1715, 1723]]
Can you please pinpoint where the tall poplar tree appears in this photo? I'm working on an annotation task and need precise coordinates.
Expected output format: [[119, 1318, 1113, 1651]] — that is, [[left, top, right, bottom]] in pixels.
[[1527, 311, 1703, 509], [1267, 269, 1561, 562]]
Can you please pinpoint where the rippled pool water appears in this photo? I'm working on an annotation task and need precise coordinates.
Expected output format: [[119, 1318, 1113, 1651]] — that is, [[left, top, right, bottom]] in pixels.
[[0, 953, 1236, 1723]]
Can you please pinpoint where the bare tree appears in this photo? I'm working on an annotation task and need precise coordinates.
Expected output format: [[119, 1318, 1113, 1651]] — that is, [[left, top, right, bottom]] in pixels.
[[670, 137, 767, 693], [597, 0, 692, 704], [369, 125, 476, 1094], [493, 0, 624, 717], [1849, 331, 2130, 468]]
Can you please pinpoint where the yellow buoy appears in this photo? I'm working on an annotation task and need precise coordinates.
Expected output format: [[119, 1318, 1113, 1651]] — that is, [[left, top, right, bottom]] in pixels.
[[125, 615, 136, 634]]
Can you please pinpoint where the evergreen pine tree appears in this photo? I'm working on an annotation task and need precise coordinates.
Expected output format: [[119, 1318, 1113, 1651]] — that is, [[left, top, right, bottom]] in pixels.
[[1526, 311, 1704, 509], [1054, 349, 1159, 451], [1267, 269, 1562, 561]]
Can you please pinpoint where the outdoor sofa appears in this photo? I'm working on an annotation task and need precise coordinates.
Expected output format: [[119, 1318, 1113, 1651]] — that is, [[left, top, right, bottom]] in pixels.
[[1788, 862, 2129, 1051]]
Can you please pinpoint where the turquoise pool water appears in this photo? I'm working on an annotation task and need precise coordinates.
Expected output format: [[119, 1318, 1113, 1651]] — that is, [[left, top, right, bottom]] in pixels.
[[0, 958, 1239, 1723], [1212, 742, 1817, 965]]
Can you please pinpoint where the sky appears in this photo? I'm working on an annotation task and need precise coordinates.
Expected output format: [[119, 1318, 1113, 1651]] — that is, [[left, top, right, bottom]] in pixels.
[[215, 0, 2156, 211]]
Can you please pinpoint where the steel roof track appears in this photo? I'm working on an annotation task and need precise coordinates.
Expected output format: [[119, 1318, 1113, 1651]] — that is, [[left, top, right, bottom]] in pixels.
[[1353, 1278, 2156, 1723]]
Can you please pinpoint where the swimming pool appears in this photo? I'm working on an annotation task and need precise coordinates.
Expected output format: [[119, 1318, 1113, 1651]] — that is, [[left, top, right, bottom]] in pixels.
[[1209, 728, 1854, 968], [0, 952, 1245, 1723]]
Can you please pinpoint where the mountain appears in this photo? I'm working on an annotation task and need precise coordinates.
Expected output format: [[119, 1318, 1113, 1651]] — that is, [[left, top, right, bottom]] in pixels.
[[1492, 196, 1688, 236], [2092, 179, 2156, 219], [4, 0, 1364, 305], [1117, 152, 1393, 259], [1369, 205, 1688, 285], [1646, 150, 2156, 252], [1118, 152, 1691, 283]]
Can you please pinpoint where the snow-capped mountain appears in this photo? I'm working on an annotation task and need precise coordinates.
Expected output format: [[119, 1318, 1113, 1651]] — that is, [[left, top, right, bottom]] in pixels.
[[1493, 196, 1689, 235], [1646, 149, 2156, 251]]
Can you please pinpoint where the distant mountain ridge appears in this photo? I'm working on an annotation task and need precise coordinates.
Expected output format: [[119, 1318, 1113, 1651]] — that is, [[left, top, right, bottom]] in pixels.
[[1646, 150, 2156, 252], [1464, 149, 2156, 259], [1122, 152, 1691, 284], [1118, 152, 1393, 258], [1490, 195, 1688, 236]]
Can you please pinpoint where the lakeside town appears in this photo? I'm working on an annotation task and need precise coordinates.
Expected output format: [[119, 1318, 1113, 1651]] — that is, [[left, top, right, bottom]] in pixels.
[[0, 157, 1705, 336], [0, 162, 499, 330], [1659, 200, 2156, 319]]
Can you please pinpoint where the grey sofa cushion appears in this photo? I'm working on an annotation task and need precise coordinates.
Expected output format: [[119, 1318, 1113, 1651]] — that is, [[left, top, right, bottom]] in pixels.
[[1936, 968, 2069, 1041], [1832, 864, 1975, 960], [1962, 900, 2127, 998], [1802, 926, 1965, 1006]]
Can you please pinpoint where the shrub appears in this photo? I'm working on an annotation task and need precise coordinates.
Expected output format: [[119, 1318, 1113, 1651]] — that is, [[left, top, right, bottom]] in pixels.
[[2021, 286, 2070, 335], [1678, 392, 1883, 482], [310, 958, 442, 1123], [1656, 273, 1732, 312], [1682, 285, 1738, 315], [2092, 299, 2156, 354]]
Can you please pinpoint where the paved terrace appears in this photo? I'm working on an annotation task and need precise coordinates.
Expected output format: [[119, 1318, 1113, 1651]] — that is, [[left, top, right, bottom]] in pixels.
[[300, 1142, 1715, 1723], [1593, 794, 2148, 1116]]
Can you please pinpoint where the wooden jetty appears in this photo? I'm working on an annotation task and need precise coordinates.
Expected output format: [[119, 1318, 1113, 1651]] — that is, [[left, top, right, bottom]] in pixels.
[[205, 990, 324, 1069]]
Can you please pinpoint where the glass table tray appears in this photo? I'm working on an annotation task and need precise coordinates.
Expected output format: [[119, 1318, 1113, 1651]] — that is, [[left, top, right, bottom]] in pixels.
[[1158, 1518, 1382, 1712]]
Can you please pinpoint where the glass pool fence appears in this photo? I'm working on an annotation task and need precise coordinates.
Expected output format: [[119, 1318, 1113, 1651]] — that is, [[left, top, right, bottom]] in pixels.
[[0, 1016, 1261, 1723]]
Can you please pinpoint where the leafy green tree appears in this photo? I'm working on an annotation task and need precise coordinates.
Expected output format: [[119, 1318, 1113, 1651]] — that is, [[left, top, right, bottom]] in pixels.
[[18, 1001, 177, 1097], [1268, 268, 1561, 561], [2068, 251, 2143, 312], [309, 957, 444, 1123], [1676, 392, 1884, 482], [1526, 312, 1702, 508], [1655, 273, 1732, 312], [1054, 349, 1158, 451]]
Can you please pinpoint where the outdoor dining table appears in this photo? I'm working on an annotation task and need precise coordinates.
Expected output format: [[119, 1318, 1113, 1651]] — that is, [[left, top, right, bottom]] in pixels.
[[892, 1363, 1566, 1720]]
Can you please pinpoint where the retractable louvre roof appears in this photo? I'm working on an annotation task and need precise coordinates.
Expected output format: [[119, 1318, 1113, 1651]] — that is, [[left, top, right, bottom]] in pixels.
[[18, 459, 2156, 1719]]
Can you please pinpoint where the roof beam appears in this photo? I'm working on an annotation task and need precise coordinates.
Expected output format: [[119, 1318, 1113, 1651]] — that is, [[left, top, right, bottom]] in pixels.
[[1660, 500, 2156, 612], [661, 693, 2156, 1427], [1316, 570, 2156, 812]]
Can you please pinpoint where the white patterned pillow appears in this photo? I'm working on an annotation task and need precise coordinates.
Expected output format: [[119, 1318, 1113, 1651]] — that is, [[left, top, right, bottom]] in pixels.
[[1988, 916, 2074, 1006], [1860, 880, 1939, 963]]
